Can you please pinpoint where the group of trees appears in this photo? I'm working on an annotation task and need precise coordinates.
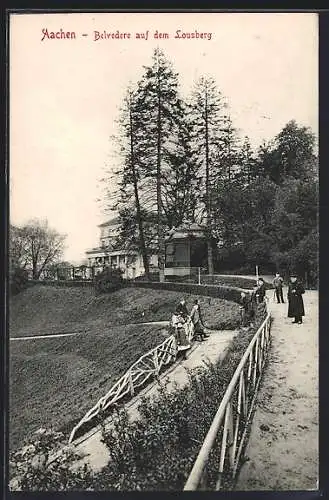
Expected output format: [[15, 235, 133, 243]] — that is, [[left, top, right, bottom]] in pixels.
[[106, 48, 318, 284], [9, 219, 66, 293], [213, 122, 318, 283], [9, 50, 318, 288]]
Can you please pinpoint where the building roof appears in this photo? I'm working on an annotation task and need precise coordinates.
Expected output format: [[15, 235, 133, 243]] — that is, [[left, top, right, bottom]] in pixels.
[[85, 247, 138, 256], [98, 216, 120, 228], [165, 223, 207, 241]]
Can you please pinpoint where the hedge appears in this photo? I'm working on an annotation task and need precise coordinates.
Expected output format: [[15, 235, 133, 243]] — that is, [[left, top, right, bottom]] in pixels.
[[27, 280, 94, 288], [128, 281, 246, 304], [27, 280, 249, 301], [10, 267, 29, 295]]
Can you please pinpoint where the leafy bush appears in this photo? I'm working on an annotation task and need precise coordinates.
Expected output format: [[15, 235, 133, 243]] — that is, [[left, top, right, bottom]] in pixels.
[[10, 266, 29, 295], [94, 267, 125, 294], [9, 428, 94, 491]]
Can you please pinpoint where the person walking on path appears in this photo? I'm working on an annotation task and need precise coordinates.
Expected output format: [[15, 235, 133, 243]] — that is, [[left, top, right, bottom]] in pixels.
[[190, 299, 209, 341], [287, 273, 305, 324], [273, 272, 285, 304]]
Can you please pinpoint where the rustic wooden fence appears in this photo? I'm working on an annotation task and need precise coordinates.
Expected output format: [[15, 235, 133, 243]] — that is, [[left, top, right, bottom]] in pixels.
[[183, 311, 271, 491], [68, 319, 195, 444]]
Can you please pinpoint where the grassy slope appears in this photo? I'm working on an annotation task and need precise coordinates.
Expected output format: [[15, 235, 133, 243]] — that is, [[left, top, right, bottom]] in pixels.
[[10, 286, 241, 337], [9, 286, 241, 450], [9, 323, 166, 451]]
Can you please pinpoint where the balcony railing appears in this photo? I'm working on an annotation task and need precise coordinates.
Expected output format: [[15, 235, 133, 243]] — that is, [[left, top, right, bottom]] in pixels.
[[183, 312, 271, 491]]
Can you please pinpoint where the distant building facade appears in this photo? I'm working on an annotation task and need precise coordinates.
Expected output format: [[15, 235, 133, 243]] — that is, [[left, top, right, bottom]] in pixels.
[[85, 217, 158, 279]]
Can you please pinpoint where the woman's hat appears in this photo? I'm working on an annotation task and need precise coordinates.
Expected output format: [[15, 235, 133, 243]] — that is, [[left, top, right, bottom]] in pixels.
[[290, 272, 298, 277]]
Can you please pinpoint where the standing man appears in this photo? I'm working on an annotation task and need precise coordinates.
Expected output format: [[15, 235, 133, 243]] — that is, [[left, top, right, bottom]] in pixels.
[[287, 273, 305, 324], [273, 272, 285, 304]]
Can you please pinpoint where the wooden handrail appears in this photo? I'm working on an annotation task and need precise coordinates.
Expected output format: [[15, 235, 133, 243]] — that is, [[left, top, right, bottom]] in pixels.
[[68, 321, 195, 444], [183, 312, 271, 491]]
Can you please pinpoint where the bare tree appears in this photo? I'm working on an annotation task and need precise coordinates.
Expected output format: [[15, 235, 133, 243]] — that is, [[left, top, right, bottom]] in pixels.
[[10, 219, 66, 279]]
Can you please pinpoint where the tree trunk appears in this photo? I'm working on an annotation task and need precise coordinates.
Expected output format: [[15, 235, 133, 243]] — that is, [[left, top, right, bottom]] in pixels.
[[156, 60, 165, 283], [129, 102, 150, 280], [205, 89, 214, 275], [33, 259, 40, 280]]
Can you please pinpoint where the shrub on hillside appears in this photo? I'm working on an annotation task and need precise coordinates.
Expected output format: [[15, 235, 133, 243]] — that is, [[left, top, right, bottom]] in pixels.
[[94, 267, 125, 294], [10, 266, 29, 295], [9, 429, 94, 491]]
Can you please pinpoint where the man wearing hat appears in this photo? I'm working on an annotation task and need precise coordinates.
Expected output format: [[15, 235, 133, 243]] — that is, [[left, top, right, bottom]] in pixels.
[[287, 272, 305, 324]]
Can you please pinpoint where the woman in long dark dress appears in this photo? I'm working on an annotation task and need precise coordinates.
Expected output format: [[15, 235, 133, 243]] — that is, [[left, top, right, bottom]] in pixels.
[[287, 273, 305, 324]]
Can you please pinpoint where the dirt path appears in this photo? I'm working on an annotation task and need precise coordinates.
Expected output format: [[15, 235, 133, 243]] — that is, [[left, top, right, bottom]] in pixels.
[[74, 328, 238, 472], [236, 290, 318, 490], [10, 332, 83, 340]]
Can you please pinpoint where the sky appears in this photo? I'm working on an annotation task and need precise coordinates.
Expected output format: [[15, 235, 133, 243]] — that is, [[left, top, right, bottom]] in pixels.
[[10, 12, 318, 263]]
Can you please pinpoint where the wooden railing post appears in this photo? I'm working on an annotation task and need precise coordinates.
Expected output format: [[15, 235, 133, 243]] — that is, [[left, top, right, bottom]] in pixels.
[[153, 349, 160, 378], [253, 338, 259, 387], [199, 466, 208, 490], [128, 369, 134, 396]]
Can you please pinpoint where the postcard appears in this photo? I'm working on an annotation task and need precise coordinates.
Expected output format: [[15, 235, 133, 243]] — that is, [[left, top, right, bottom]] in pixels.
[[8, 11, 318, 492]]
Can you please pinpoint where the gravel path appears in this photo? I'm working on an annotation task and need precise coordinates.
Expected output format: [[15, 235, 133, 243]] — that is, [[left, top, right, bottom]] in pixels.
[[236, 289, 318, 490]]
